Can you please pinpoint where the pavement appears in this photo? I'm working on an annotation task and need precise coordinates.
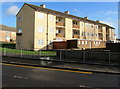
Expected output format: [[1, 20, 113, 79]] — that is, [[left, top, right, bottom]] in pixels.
[[2, 63, 120, 88], [2, 56, 120, 75]]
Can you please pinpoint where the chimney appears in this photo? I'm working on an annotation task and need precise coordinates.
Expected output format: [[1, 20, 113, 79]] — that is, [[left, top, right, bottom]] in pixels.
[[40, 4, 46, 8], [64, 11, 70, 14], [84, 17, 88, 19], [96, 20, 100, 23]]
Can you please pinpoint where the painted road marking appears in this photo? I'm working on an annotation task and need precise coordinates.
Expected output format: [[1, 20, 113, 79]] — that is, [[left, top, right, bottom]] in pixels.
[[13, 75, 28, 79], [1, 63, 92, 74]]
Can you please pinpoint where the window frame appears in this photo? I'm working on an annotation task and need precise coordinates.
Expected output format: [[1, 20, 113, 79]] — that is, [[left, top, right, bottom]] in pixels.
[[38, 12, 44, 19], [38, 40, 44, 46], [38, 26, 44, 32]]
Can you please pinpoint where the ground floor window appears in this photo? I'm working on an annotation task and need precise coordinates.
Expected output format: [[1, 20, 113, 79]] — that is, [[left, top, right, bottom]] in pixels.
[[38, 40, 44, 46]]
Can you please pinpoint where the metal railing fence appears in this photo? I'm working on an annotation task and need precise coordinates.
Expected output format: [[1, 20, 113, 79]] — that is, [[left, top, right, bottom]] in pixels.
[[1, 47, 120, 66]]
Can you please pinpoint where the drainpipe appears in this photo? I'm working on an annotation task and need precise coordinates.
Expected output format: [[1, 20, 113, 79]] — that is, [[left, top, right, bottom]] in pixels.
[[46, 13, 49, 50]]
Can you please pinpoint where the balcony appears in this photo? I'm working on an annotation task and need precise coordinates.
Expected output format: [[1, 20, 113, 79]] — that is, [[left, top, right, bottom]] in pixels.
[[56, 17, 65, 27], [73, 24, 80, 29], [73, 34, 79, 38], [98, 29, 102, 33], [106, 30, 109, 34], [98, 37, 103, 40], [56, 22, 65, 27], [98, 33, 103, 40], [56, 33, 65, 37]]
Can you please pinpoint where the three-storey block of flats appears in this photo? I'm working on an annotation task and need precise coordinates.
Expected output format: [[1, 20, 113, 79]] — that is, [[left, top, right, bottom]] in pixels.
[[16, 3, 116, 50]]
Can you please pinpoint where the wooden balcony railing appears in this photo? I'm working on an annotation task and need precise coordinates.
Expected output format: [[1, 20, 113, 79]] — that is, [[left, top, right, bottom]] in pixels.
[[106, 30, 109, 34], [98, 37, 103, 40], [73, 24, 80, 28], [56, 33, 65, 37], [56, 22, 65, 26], [73, 34, 80, 38], [98, 29, 102, 33]]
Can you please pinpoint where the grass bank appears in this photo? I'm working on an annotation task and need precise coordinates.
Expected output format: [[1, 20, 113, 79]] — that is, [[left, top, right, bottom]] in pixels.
[[0, 47, 56, 56]]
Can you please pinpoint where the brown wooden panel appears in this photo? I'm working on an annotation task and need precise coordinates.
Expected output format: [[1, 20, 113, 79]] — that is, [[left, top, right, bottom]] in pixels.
[[53, 41, 67, 49]]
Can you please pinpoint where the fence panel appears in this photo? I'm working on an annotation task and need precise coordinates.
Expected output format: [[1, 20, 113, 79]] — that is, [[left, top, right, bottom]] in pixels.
[[2, 47, 120, 66], [110, 52, 120, 65], [85, 51, 109, 64]]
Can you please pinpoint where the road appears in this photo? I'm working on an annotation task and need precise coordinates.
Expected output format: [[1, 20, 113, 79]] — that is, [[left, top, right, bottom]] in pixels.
[[2, 63, 119, 88]]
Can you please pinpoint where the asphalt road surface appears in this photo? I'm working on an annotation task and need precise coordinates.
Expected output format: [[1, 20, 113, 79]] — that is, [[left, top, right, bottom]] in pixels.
[[2, 63, 120, 88]]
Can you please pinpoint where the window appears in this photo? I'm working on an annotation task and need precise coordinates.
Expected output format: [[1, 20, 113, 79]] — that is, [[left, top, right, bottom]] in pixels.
[[38, 40, 44, 46], [78, 41, 80, 45], [50, 15, 54, 21], [91, 33, 94, 37], [38, 12, 44, 19], [85, 41, 88, 44], [49, 40, 53, 45], [88, 33, 90, 36], [56, 29, 61, 33], [86, 23, 89, 27], [82, 32, 84, 36], [96, 34, 98, 37], [86, 32, 90, 37], [6, 36, 10, 41], [49, 27, 54, 33], [18, 39, 21, 45], [81, 22, 84, 26], [18, 16, 22, 21], [91, 25, 94, 28], [18, 27, 22, 33], [38, 26, 44, 32], [73, 30, 80, 35], [99, 42, 100, 45], [73, 21, 78, 25], [82, 41, 84, 44], [5, 31, 10, 34], [96, 42, 98, 45], [96, 26, 98, 29]]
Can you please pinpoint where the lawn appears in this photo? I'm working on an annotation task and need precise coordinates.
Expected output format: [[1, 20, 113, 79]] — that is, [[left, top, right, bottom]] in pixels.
[[0, 47, 56, 56]]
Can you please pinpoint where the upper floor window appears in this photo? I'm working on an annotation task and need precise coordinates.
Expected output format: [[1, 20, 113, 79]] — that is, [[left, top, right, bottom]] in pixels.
[[38, 26, 44, 32], [91, 33, 94, 37], [38, 12, 44, 19], [73, 30, 80, 35], [18, 16, 22, 21], [18, 27, 22, 33], [73, 21, 78, 25], [56, 29, 63, 33], [81, 22, 84, 26], [96, 26, 98, 29], [91, 25, 94, 28], [56, 18, 64, 22], [49, 27, 54, 33], [82, 32, 84, 36], [6, 36, 10, 41], [5, 31, 10, 34], [50, 15, 54, 21], [86, 23, 89, 27]]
